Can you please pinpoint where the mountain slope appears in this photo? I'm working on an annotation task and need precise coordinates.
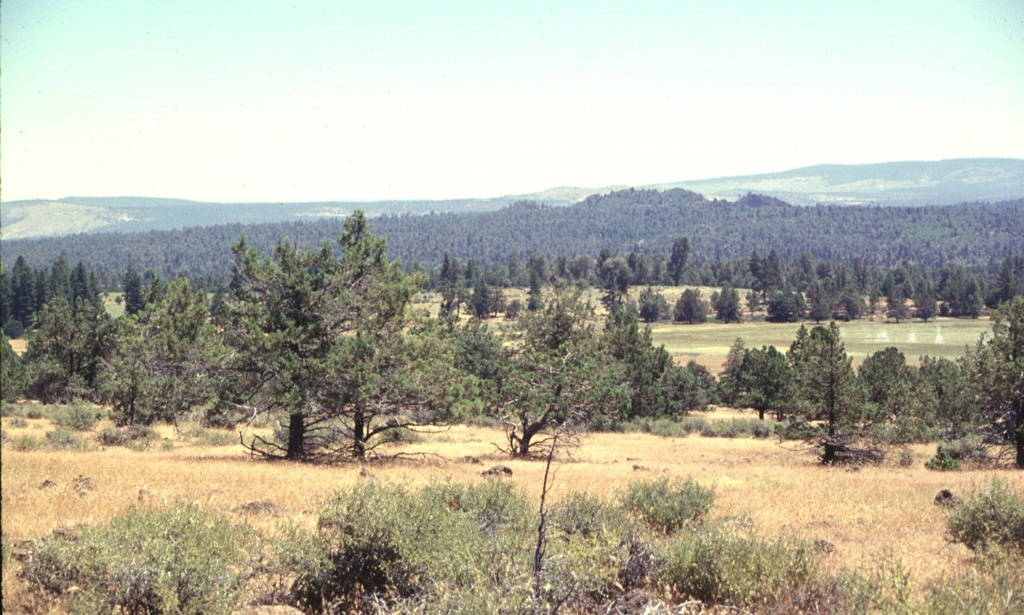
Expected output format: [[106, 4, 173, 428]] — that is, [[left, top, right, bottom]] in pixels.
[[1, 158, 1021, 240], [653, 158, 1024, 206]]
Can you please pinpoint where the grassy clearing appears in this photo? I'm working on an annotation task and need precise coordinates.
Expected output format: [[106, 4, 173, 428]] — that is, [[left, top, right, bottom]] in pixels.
[[651, 316, 991, 373], [4, 415, 1022, 596]]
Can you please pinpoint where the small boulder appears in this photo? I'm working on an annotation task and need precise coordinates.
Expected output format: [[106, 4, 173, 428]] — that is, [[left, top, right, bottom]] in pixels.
[[482, 465, 513, 477], [72, 475, 94, 495], [934, 489, 961, 507], [38, 479, 58, 490]]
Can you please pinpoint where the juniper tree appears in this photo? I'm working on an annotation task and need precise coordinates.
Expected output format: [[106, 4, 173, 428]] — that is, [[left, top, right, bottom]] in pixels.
[[219, 212, 458, 461]]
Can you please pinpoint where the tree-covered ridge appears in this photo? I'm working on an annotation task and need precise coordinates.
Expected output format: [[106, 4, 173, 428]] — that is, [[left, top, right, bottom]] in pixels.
[[2, 192, 1023, 289]]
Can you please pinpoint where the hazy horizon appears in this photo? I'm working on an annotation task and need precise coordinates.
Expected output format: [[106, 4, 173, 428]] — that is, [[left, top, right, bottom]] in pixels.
[[2, 1, 1022, 203]]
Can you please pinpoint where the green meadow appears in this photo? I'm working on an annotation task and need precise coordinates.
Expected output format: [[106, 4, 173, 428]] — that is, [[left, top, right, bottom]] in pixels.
[[651, 316, 992, 373]]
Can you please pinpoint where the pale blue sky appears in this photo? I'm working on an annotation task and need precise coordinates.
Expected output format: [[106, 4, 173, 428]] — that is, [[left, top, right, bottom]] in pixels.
[[2, 0, 1022, 202]]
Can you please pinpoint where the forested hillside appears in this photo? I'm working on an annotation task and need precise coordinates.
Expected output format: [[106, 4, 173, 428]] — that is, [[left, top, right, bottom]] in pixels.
[[3, 191, 1023, 289]]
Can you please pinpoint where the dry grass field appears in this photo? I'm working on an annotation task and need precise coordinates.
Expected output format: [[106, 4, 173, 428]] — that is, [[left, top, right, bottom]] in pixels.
[[4, 411, 1021, 608]]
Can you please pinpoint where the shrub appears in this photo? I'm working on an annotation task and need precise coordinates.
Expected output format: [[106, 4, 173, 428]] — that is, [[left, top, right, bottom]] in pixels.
[[925, 445, 962, 471], [9, 434, 43, 451], [182, 424, 236, 447], [45, 427, 86, 451], [7, 416, 28, 428], [0, 401, 28, 417], [96, 425, 156, 447], [947, 479, 1024, 555], [918, 551, 1024, 615], [53, 399, 100, 431], [23, 502, 256, 615], [660, 523, 820, 610], [293, 481, 526, 612], [616, 477, 714, 534]]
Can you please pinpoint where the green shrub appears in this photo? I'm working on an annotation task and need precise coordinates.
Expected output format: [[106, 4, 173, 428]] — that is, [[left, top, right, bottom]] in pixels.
[[293, 481, 527, 612], [97, 425, 156, 447], [53, 399, 100, 431], [182, 424, 236, 447], [0, 401, 28, 417], [660, 523, 820, 610], [26, 406, 46, 420], [10, 434, 43, 451], [918, 551, 1024, 615], [45, 427, 86, 450], [23, 502, 256, 615], [925, 445, 962, 471], [947, 479, 1024, 555], [7, 416, 28, 428], [616, 477, 714, 534]]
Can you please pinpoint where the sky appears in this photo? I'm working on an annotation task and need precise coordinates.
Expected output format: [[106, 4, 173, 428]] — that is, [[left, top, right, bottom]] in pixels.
[[2, 0, 1023, 203]]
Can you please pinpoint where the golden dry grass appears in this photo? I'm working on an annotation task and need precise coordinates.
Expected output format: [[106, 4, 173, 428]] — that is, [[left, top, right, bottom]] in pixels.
[[4, 414, 1022, 595]]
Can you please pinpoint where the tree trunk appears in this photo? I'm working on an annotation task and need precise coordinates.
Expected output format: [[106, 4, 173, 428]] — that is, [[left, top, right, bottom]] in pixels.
[[1016, 427, 1024, 469], [353, 411, 366, 459], [286, 412, 305, 459], [823, 441, 837, 464], [758, 408, 765, 421], [515, 423, 542, 458]]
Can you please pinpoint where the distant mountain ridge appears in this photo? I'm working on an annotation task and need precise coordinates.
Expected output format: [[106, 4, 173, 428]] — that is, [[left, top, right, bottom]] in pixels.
[[2, 158, 1021, 240], [652, 158, 1024, 206]]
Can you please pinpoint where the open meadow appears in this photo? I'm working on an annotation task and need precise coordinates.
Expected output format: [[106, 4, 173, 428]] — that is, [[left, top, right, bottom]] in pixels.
[[651, 316, 991, 374], [3, 408, 1022, 613]]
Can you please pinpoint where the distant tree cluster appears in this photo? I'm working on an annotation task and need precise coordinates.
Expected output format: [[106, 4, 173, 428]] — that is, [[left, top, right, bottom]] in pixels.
[[718, 301, 1024, 467]]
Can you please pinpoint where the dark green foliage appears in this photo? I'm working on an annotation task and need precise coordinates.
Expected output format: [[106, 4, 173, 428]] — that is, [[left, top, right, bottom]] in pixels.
[[673, 288, 708, 324], [101, 277, 222, 426], [492, 290, 625, 456], [968, 297, 1024, 467], [616, 477, 714, 534], [766, 288, 806, 322], [24, 296, 115, 404], [602, 308, 691, 421], [668, 237, 690, 285], [713, 286, 742, 323], [730, 345, 795, 420], [122, 264, 144, 315], [1, 335, 28, 400], [6, 194, 1024, 290], [788, 322, 866, 464], [637, 286, 669, 323], [23, 502, 255, 615], [924, 445, 962, 471], [947, 479, 1024, 555], [220, 212, 460, 461]]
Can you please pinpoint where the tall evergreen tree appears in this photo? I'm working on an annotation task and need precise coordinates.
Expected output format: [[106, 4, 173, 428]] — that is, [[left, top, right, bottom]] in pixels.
[[667, 237, 690, 285], [123, 265, 145, 316], [969, 297, 1024, 468], [219, 211, 456, 461], [788, 321, 862, 464]]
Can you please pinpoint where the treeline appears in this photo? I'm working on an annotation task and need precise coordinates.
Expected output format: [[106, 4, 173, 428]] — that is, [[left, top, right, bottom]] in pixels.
[[2, 190, 1023, 289], [2, 213, 1022, 467], [423, 247, 1024, 323]]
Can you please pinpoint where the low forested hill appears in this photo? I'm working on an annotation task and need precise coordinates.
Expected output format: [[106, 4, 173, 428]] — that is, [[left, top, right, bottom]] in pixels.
[[3, 158, 1020, 240], [3, 190, 1022, 288]]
